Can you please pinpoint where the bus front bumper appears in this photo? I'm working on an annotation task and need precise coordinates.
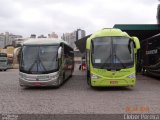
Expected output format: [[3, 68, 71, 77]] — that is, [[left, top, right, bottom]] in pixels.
[[19, 72, 59, 87], [19, 78, 59, 87], [0, 67, 7, 70], [91, 78, 136, 87]]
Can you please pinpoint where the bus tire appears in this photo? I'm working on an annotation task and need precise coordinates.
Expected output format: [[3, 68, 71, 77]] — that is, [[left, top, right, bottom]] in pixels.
[[87, 79, 94, 88], [19, 85, 27, 89], [63, 72, 65, 81], [87, 78, 90, 85], [87, 70, 91, 85], [88, 80, 94, 88], [70, 74, 72, 78], [70, 70, 73, 77]]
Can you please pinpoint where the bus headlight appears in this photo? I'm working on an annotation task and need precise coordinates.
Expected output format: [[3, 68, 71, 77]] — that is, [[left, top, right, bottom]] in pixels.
[[19, 73, 27, 79], [91, 74, 101, 79], [128, 73, 136, 79], [50, 73, 59, 80]]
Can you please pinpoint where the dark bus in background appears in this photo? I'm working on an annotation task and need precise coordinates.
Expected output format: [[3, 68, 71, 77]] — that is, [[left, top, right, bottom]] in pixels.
[[0, 53, 8, 71], [141, 33, 160, 77]]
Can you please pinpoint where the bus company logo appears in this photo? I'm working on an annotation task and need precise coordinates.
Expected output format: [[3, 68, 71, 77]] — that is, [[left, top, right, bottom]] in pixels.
[[146, 49, 158, 55]]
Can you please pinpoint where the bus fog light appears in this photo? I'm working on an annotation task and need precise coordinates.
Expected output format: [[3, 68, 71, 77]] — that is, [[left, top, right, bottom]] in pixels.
[[128, 73, 136, 79], [91, 74, 101, 79]]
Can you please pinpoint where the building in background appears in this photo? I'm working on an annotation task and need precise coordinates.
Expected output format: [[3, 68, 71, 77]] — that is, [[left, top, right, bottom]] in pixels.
[[157, 4, 160, 24], [0, 32, 22, 49], [30, 34, 36, 38], [48, 32, 58, 38], [76, 29, 86, 41], [38, 35, 47, 38], [0, 33, 5, 48], [62, 31, 76, 49], [62, 29, 86, 49], [13, 38, 28, 47]]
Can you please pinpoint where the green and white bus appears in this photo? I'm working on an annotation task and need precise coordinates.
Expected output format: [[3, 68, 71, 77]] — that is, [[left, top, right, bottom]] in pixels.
[[86, 28, 140, 87], [19, 38, 74, 87]]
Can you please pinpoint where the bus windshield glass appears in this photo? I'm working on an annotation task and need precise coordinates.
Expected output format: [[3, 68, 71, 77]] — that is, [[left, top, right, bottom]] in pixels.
[[20, 45, 59, 74], [92, 36, 134, 69]]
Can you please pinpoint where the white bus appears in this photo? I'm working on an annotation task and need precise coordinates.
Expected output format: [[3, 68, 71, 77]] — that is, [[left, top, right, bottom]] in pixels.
[[19, 38, 74, 87]]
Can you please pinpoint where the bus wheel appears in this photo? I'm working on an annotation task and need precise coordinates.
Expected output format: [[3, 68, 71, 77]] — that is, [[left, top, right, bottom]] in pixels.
[[70, 70, 73, 77], [87, 77, 94, 88], [63, 72, 65, 81], [87, 80, 94, 88], [87, 76, 93, 87], [87, 70, 91, 85]]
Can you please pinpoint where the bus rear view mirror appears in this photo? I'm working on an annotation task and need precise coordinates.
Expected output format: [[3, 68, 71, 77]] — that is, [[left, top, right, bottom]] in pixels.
[[13, 47, 22, 64], [58, 47, 62, 59], [132, 37, 140, 50]]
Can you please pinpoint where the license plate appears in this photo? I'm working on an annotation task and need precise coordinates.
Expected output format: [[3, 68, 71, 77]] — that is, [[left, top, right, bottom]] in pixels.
[[34, 83, 42, 86], [110, 81, 118, 84]]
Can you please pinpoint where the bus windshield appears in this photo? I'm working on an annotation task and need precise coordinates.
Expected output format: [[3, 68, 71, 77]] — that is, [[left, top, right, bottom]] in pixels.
[[20, 45, 59, 74], [92, 36, 134, 69]]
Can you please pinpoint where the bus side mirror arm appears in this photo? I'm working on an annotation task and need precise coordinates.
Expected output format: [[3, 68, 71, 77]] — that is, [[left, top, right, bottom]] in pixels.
[[132, 37, 140, 50], [58, 47, 62, 59], [91, 41, 94, 54]]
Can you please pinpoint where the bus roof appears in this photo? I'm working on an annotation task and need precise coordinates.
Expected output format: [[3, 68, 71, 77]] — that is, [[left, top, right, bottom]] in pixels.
[[23, 38, 69, 46], [142, 33, 160, 43], [90, 28, 130, 39]]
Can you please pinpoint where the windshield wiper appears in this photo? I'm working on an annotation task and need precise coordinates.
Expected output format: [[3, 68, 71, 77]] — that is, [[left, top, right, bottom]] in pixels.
[[28, 56, 47, 73], [38, 57, 47, 71], [28, 58, 47, 73], [113, 53, 126, 69], [100, 55, 112, 69], [28, 59, 38, 72]]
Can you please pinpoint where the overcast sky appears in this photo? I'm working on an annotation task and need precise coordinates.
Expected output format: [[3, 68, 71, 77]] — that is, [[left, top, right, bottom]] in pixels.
[[0, 0, 158, 37]]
